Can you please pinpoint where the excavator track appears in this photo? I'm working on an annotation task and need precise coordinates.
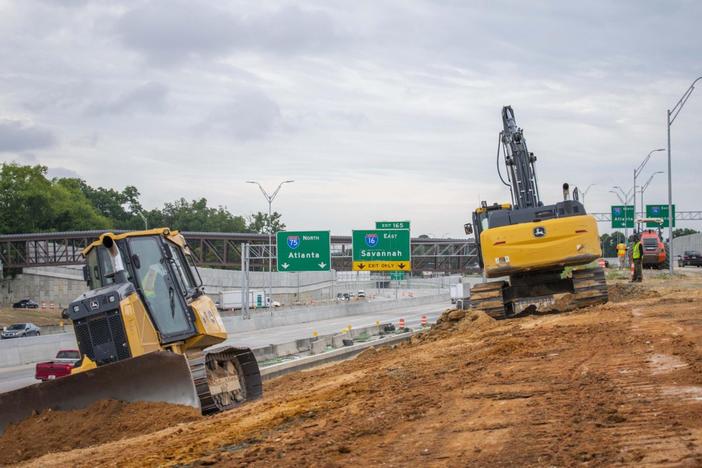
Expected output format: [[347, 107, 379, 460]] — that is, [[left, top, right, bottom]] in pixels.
[[470, 281, 507, 319], [571, 267, 609, 308], [188, 346, 263, 415]]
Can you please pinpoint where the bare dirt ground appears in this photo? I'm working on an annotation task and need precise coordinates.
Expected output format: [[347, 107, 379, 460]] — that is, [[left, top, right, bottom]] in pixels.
[[0, 307, 63, 328], [4, 270, 702, 467]]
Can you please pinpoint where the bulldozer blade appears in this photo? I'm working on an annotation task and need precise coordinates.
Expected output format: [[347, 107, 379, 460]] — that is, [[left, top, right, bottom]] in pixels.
[[0, 352, 199, 435]]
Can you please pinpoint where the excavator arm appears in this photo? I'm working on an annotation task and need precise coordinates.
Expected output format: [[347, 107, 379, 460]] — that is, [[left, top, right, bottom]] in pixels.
[[500, 106, 541, 209]]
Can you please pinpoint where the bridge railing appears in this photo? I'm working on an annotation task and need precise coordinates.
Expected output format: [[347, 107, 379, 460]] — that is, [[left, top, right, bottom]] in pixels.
[[0, 231, 478, 273]]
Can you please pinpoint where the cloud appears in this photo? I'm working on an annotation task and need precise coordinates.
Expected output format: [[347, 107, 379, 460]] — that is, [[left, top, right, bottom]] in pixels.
[[114, 1, 344, 65], [0, 120, 56, 152], [0, 1, 699, 236], [195, 90, 283, 140], [86, 82, 168, 116], [47, 166, 81, 179]]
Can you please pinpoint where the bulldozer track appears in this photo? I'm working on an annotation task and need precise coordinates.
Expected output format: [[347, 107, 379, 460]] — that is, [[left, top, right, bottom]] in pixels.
[[187, 347, 263, 415]]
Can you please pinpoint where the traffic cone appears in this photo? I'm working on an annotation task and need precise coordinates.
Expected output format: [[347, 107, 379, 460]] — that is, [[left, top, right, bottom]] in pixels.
[[421, 315, 427, 327]]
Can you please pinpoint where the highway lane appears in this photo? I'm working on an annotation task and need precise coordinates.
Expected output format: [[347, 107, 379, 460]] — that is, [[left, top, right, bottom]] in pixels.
[[0, 298, 450, 394]]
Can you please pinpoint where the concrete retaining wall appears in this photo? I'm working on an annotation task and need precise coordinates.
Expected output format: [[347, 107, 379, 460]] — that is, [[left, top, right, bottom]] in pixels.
[[1, 263, 465, 308], [0, 267, 87, 308], [671, 233, 702, 258]]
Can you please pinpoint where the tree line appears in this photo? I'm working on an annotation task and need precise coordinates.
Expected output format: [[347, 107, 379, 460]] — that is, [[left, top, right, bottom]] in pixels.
[[0, 164, 285, 235]]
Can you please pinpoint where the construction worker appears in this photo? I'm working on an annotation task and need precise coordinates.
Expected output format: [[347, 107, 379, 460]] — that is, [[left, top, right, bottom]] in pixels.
[[631, 233, 643, 283], [616, 241, 627, 269]]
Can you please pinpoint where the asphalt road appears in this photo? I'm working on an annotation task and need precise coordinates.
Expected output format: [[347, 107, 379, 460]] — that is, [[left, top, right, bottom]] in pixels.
[[0, 299, 450, 394]]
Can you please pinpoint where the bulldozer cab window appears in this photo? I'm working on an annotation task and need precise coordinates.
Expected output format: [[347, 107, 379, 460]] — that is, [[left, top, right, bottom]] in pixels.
[[86, 248, 115, 289], [128, 236, 193, 339], [185, 252, 204, 288], [166, 243, 197, 298]]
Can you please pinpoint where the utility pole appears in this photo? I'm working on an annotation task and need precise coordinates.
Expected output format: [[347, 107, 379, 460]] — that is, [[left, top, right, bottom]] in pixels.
[[666, 76, 702, 273], [246, 180, 295, 306]]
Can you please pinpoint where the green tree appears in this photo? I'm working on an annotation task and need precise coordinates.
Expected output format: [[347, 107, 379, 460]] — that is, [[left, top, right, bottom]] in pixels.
[[71, 179, 146, 229], [599, 231, 626, 257], [0, 164, 109, 233], [248, 211, 285, 234], [156, 198, 248, 232], [673, 228, 699, 238]]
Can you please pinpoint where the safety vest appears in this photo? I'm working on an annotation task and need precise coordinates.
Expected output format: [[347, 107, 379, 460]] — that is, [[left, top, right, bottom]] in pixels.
[[632, 241, 642, 260], [617, 243, 626, 256]]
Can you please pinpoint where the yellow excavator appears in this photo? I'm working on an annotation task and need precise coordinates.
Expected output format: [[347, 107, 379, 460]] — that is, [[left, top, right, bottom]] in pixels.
[[0, 228, 262, 433], [464, 106, 608, 319]]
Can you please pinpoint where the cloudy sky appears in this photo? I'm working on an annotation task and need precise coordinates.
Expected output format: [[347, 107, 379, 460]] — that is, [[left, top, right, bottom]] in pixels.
[[0, 0, 700, 236]]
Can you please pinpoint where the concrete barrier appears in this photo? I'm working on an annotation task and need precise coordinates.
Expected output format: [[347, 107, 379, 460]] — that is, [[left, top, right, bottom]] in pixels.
[[0, 294, 448, 368], [0, 334, 77, 367], [221, 293, 449, 333], [260, 331, 415, 381]]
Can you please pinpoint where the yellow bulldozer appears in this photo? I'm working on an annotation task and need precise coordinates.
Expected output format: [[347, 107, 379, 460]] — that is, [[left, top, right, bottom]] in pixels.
[[464, 107, 608, 319], [0, 228, 262, 433]]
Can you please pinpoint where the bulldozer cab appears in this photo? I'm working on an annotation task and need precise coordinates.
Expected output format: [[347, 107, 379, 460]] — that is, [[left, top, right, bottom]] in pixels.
[[82, 229, 203, 343]]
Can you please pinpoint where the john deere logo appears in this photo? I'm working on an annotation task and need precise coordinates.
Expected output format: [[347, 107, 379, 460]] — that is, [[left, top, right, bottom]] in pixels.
[[533, 227, 546, 238], [365, 233, 379, 248], [287, 236, 300, 249]]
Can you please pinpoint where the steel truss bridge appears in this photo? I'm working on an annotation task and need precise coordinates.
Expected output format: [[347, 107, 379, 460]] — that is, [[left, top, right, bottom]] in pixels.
[[0, 231, 478, 273]]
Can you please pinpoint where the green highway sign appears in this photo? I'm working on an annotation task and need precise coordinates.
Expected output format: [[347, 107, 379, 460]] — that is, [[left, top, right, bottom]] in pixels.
[[375, 220, 411, 230], [352, 229, 411, 271], [611, 205, 634, 229], [646, 204, 676, 228], [276, 231, 331, 272], [389, 272, 405, 280]]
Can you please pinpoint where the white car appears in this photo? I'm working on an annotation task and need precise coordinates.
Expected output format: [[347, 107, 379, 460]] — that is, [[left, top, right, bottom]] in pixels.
[[357, 290, 366, 298]]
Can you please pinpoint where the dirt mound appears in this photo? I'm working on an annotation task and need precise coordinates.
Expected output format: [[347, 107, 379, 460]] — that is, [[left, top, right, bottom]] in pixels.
[[421, 308, 496, 341], [608, 283, 661, 303], [0, 400, 200, 465]]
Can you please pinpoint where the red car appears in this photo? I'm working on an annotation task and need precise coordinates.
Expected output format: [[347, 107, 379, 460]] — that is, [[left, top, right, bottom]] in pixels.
[[35, 350, 81, 381]]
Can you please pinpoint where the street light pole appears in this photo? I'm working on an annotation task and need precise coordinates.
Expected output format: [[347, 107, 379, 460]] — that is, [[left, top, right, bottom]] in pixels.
[[640, 171, 664, 218], [610, 189, 630, 249], [611, 186, 637, 249], [136, 210, 148, 230], [633, 148, 665, 225], [246, 180, 295, 306], [580, 184, 595, 206], [666, 76, 702, 273]]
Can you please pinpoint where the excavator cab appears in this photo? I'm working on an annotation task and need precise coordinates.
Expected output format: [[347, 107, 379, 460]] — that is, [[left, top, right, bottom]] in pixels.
[[0, 228, 262, 435]]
